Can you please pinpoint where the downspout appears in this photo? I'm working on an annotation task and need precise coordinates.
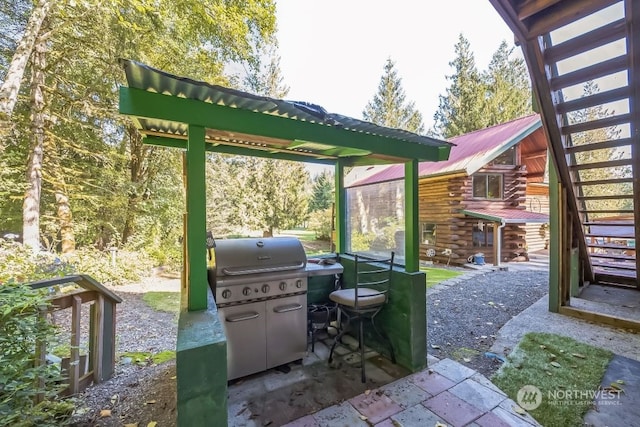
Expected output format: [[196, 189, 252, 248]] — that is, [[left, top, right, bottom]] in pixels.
[[495, 219, 506, 268]]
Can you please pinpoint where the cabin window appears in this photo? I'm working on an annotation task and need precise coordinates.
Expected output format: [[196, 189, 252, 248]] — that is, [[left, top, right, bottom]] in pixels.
[[491, 146, 516, 166], [421, 223, 436, 245], [472, 174, 503, 199], [472, 224, 494, 247]]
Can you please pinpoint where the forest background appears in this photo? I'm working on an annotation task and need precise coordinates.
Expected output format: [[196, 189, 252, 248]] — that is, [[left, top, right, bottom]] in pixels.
[[0, 0, 531, 285]]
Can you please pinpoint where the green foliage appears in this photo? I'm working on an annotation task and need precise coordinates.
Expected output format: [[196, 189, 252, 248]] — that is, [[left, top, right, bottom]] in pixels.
[[63, 246, 154, 286], [433, 34, 532, 138], [120, 350, 176, 366], [0, 239, 72, 285], [309, 171, 334, 213], [363, 58, 424, 134], [308, 208, 333, 241], [370, 218, 401, 251], [420, 267, 463, 288], [350, 231, 375, 252], [0, 281, 73, 426]]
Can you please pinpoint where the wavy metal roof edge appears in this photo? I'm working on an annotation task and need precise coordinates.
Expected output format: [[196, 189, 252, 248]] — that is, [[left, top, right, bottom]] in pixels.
[[120, 59, 453, 149]]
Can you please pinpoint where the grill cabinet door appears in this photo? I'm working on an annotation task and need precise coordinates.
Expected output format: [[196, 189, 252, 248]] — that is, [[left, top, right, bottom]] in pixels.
[[219, 301, 266, 380], [266, 294, 307, 369]]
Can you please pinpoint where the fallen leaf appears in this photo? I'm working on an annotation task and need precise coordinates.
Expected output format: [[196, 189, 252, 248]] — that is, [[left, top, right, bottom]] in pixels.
[[463, 358, 471, 362], [480, 335, 488, 339], [572, 353, 586, 359], [100, 409, 111, 418], [124, 424, 138, 427], [616, 380, 625, 385], [539, 345, 547, 350], [359, 415, 368, 421], [431, 344, 440, 349], [610, 382, 624, 391], [170, 375, 177, 380], [549, 354, 557, 360], [364, 389, 371, 396], [435, 423, 448, 427], [512, 405, 526, 415], [546, 370, 553, 376], [111, 394, 119, 405], [147, 422, 157, 427], [145, 400, 157, 405], [486, 322, 493, 325], [550, 361, 561, 368]]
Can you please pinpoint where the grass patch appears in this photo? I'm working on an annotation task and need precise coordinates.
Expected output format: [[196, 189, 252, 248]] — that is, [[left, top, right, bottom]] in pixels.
[[120, 350, 176, 365], [492, 332, 613, 427], [143, 291, 180, 314], [420, 266, 463, 288]]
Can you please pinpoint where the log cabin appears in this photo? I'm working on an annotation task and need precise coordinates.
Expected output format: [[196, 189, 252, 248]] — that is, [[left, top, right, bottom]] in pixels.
[[346, 114, 551, 266]]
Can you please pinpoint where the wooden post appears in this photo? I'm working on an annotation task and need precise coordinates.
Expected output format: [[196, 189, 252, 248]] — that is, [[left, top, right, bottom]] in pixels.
[[186, 125, 207, 311], [92, 294, 104, 383], [70, 295, 82, 395], [334, 159, 346, 253], [405, 159, 419, 272]]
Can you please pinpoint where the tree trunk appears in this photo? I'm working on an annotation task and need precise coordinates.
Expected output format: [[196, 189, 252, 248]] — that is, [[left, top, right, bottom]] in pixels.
[[22, 23, 48, 253], [122, 126, 148, 244], [55, 186, 75, 254], [0, 0, 52, 119]]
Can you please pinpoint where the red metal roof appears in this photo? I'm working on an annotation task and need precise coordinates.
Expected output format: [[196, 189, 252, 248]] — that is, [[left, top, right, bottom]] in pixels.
[[347, 114, 541, 187], [462, 208, 549, 224]]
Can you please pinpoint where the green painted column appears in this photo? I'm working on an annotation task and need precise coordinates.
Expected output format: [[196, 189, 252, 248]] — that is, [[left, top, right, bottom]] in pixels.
[[335, 159, 346, 253], [405, 159, 419, 272], [186, 125, 208, 311], [548, 160, 560, 312]]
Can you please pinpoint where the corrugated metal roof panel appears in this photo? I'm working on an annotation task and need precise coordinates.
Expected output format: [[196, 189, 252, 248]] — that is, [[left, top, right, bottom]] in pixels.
[[121, 59, 452, 151]]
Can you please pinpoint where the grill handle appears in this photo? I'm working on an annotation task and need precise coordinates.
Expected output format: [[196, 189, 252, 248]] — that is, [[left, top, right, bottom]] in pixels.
[[225, 312, 259, 322], [272, 303, 303, 313], [222, 262, 305, 276]]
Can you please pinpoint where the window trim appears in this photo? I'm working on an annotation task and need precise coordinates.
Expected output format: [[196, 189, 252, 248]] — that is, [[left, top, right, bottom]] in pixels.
[[420, 222, 436, 245], [472, 174, 503, 200]]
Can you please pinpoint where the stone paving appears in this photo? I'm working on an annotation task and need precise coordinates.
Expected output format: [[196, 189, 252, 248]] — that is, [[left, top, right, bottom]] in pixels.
[[283, 355, 541, 427]]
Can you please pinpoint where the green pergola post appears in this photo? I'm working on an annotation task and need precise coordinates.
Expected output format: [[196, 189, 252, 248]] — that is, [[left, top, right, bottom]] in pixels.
[[334, 159, 346, 253], [404, 159, 419, 272], [186, 125, 208, 311]]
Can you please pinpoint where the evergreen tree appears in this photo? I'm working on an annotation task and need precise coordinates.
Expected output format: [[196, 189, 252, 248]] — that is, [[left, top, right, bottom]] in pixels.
[[363, 58, 424, 134], [570, 81, 631, 218], [483, 40, 532, 125], [433, 34, 487, 138], [309, 170, 334, 213]]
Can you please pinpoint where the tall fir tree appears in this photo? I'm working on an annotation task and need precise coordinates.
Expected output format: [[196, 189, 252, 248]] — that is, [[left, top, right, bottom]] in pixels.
[[308, 170, 334, 213], [363, 58, 424, 134], [433, 34, 487, 138], [483, 40, 532, 125]]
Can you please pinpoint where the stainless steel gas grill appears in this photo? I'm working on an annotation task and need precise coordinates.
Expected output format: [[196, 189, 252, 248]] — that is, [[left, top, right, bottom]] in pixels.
[[208, 237, 308, 380]]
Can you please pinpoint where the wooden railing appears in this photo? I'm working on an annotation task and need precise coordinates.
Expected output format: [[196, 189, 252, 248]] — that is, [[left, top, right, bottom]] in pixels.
[[28, 275, 122, 396]]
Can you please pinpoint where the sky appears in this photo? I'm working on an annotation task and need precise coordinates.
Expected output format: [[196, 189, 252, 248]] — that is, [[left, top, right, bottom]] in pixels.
[[275, 0, 519, 132]]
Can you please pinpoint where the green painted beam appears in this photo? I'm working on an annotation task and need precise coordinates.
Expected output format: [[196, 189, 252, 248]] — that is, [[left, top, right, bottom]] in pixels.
[[404, 160, 419, 272], [548, 161, 560, 312], [144, 136, 336, 165], [335, 159, 346, 253], [186, 125, 208, 311], [120, 87, 446, 162]]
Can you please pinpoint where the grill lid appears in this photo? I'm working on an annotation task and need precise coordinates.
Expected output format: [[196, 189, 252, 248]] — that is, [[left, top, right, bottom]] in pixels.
[[213, 237, 307, 277]]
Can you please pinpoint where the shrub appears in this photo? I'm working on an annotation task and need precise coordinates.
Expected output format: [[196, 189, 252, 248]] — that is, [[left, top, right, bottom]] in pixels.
[[308, 208, 332, 241], [63, 246, 154, 286], [350, 231, 375, 252], [0, 281, 74, 426]]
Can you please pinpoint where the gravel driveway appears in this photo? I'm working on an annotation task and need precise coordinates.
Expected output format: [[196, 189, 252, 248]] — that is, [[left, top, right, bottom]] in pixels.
[[427, 269, 549, 377]]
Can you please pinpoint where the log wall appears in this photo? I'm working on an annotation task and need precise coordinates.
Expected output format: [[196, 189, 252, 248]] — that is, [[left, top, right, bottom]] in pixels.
[[419, 165, 529, 265]]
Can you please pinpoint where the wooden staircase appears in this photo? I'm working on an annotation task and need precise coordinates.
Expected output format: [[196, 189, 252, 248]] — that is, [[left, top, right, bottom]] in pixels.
[[489, 0, 639, 288]]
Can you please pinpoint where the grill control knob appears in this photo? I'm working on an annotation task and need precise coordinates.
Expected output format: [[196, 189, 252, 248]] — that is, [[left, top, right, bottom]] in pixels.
[[279, 281, 287, 291], [242, 287, 252, 296], [261, 284, 270, 294], [221, 289, 231, 299], [295, 279, 302, 288]]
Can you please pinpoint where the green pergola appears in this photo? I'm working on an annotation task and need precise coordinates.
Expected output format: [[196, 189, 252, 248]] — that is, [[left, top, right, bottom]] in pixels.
[[119, 59, 451, 310], [118, 59, 452, 425]]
